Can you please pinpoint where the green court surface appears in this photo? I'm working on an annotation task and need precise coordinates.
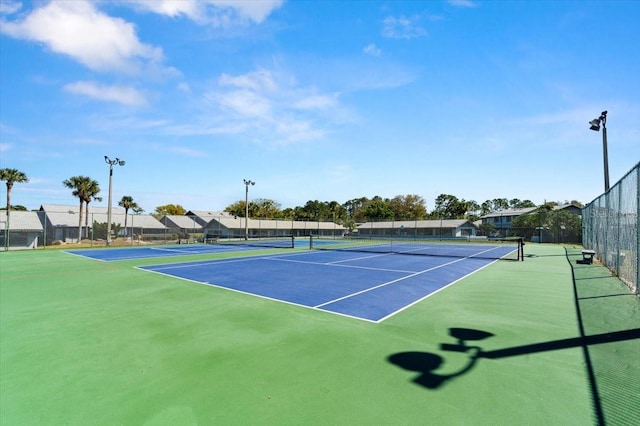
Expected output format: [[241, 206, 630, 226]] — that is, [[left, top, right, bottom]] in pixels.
[[1, 244, 638, 425]]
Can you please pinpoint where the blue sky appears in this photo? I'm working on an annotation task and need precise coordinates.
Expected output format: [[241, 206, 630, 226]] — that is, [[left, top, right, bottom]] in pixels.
[[1, 0, 639, 213]]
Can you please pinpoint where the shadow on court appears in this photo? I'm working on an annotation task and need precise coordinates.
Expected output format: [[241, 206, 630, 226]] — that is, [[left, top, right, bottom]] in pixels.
[[388, 247, 640, 426], [388, 327, 640, 390]]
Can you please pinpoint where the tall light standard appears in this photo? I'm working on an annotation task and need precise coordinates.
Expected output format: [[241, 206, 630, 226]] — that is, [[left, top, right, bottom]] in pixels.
[[105, 156, 125, 246], [589, 110, 609, 192], [243, 179, 255, 240]]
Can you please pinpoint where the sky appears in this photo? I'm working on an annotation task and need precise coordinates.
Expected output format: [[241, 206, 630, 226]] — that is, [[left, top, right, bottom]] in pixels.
[[1, 0, 639, 214]]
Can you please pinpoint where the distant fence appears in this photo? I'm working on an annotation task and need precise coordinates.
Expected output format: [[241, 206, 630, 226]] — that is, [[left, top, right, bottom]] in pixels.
[[582, 162, 639, 294], [0, 211, 179, 249], [0, 211, 347, 250]]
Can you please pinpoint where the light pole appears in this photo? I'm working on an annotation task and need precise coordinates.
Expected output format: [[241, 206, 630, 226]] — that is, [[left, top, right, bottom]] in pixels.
[[243, 179, 255, 240], [589, 110, 609, 192], [105, 156, 125, 246]]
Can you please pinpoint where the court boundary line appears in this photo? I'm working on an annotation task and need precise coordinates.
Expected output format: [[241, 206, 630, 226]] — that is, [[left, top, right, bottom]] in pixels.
[[137, 264, 380, 323], [136, 249, 501, 323], [314, 256, 470, 308], [374, 258, 500, 322]]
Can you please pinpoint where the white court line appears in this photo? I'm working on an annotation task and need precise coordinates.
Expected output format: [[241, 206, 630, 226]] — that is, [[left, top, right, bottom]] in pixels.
[[264, 256, 416, 274], [314, 256, 470, 309]]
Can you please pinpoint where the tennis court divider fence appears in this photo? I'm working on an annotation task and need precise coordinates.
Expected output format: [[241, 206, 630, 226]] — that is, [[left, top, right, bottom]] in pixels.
[[582, 161, 639, 294]]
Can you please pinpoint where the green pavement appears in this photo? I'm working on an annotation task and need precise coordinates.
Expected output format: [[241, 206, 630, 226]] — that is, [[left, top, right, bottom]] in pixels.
[[1, 244, 638, 425]]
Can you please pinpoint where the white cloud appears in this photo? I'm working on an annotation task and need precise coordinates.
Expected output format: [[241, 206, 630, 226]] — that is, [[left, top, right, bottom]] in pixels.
[[447, 0, 478, 8], [201, 68, 347, 144], [130, 0, 284, 26], [214, 89, 272, 117], [382, 15, 427, 39], [0, 0, 21, 15], [64, 81, 147, 106], [293, 93, 338, 110], [209, 0, 284, 23], [1, 0, 164, 74], [219, 69, 278, 92], [275, 118, 325, 143], [363, 43, 382, 57]]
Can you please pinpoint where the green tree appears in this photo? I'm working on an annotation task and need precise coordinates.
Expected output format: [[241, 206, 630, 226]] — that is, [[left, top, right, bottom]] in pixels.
[[388, 194, 427, 220], [326, 201, 348, 223], [547, 209, 582, 243], [119, 196, 142, 238], [252, 199, 282, 218], [63, 175, 97, 242], [0, 168, 29, 249], [362, 197, 394, 221], [342, 197, 369, 222], [432, 194, 471, 219], [154, 204, 185, 217], [511, 203, 556, 240], [224, 200, 247, 218], [491, 198, 510, 211], [92, 221, 122, 241], [480, 200, 493, 216], [479, 221, 497, 236], [83, 179, 101, 240]]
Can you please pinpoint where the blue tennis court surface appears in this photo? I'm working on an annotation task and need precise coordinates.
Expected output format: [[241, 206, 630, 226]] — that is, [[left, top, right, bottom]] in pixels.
[[65, 242, 290, 261], [138, 250, 500, 322]]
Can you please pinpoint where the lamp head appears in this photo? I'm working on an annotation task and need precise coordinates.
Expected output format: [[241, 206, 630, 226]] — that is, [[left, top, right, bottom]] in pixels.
[[589, 118, 600, 131], [118, 160, 126, 166]]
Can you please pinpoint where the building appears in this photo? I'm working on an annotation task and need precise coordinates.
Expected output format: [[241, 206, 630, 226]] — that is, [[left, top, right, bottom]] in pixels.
[[185, 210, 233, 227], [39, 204, 166, 243], [204, 217, 346, 239], [0, 210, 44, 250], [357, 219, 478, 238], [160, 215, 204, 238]]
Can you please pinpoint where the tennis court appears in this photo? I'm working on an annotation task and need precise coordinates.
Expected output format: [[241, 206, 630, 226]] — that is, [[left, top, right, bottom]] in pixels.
[[1, 243, 638, 425], [138, 250, 503, 322]]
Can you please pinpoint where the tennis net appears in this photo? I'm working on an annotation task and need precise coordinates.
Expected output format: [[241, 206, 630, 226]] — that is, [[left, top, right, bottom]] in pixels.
[[310, 236, 524, 261], [205, 235, 295, 249]]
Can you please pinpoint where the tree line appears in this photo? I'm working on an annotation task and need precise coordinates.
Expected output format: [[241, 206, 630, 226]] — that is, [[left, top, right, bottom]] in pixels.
[[1, 167, 583, 242]]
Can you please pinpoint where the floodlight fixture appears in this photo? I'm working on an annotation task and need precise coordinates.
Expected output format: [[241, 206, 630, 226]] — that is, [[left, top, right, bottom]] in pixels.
[[588, 111, 609, 192], [105, 156, 125, 246], [244, 179, 255, 240]]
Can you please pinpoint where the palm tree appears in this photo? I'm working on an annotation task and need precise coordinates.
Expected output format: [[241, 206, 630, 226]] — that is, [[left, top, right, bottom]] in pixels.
[[0, 168, 29, 249], [118, 196, 140, 238], [63, 176, 95, 242], [83, 180, 102, 240]]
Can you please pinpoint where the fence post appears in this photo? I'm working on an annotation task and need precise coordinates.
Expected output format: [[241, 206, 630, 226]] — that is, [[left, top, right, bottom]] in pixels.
[[637, 166, 640, 293]]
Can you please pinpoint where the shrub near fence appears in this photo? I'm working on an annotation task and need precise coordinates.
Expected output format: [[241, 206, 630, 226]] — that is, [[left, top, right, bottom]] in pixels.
[[582, 162, 639, 294]]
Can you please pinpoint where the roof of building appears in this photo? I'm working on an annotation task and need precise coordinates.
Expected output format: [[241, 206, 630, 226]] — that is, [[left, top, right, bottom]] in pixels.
[[357, 219, 475, 229], [40, 205, 165, 229], [206, 217, 346, 231], [187, 210, 231, 218], [40, 204, 124, 215], [480, 207, 537, 219], [161, 215, 204, 229], [0, 211, 44, 231]]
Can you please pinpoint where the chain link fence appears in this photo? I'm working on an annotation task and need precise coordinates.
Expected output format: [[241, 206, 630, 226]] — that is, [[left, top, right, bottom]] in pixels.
[[1, 211, 349, 250], [582, 162, 639, 294]]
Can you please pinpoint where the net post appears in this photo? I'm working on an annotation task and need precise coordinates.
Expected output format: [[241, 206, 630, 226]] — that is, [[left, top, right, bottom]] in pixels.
[[519, 237, 524, 261]]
